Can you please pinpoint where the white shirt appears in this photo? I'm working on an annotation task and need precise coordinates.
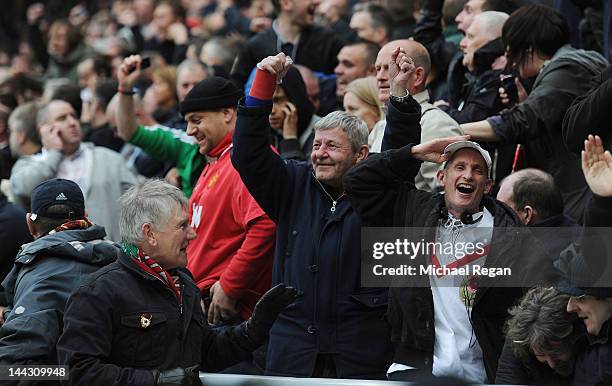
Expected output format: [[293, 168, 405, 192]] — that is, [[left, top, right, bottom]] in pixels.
[[387, 208, 494, 383], [429, 208, 494, 383], [55, 144, 93, 196], [369, 119, 385, 153]]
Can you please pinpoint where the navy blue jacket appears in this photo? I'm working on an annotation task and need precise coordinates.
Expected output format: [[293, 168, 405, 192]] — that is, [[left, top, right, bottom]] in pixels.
[[231, 101, 392, 378]]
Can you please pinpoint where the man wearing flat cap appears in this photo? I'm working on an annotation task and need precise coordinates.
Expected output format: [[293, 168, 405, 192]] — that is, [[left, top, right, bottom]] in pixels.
[[116, 56, 275, 334], [0, 178, 116, 370], [344, 54, 558, 383]]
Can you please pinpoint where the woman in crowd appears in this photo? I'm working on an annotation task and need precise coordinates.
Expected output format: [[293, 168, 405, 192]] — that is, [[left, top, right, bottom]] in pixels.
[[344, 76, 385, 152]]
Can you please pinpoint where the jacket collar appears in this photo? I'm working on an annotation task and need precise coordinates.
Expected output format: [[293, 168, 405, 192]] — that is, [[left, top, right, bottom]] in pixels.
[[207, 131, 233, 158], [16, 225, 109, 263], [587, 318, 612, 345], [472, 38, 505, 76], [117, 249, 190, 287], [413, 90, 431, 105]]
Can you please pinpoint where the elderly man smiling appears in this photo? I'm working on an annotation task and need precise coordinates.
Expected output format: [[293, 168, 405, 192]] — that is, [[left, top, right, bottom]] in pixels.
[[56, 179, 296, 385], [231, 52, 393, 378]]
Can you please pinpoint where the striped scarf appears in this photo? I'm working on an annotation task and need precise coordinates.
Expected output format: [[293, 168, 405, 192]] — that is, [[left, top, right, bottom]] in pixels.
[[122, 243, 182, 301], [48, 218, 93, 235]]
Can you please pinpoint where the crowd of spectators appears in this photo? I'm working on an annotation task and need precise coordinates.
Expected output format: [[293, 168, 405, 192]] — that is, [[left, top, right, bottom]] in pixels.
[[0, 0, 612, 385]]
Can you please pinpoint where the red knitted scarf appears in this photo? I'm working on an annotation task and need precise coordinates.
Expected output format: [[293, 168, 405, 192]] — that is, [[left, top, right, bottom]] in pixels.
[[48, 218, 93, 235], [122, 244, 182, 301]]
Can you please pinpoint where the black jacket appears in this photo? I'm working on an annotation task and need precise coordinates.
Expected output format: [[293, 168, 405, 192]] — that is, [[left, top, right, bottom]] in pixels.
[[0, 192, 32, 295], [573, 319, 612, 386], [56, 251, 258, 385], [230, 25, 344, 88], [412, 0, 459, 102], [495, 337, 572, 385], [490, 45, 608, 223], [444, 38, 506, 125], [344, 98, 557, 382], [562, 64, 612, 154]]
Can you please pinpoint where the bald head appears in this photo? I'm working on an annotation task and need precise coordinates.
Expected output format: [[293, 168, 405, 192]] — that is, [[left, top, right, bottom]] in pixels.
[[460, 11, 508, 72], [472, 11, 508, 39], [375, 39, 431, 102], [497, 169, 562, 225], [176, 60, 209, 102]]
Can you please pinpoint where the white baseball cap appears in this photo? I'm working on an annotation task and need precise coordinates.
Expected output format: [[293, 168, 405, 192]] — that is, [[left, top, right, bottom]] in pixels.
[[443, 141, 492, 174]]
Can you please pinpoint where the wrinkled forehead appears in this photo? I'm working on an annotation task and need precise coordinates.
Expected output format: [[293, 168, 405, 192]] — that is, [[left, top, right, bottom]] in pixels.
[[375, 43, 400, 66], [49, 100, 75, 117], [446, 148, 488, 169], [313, 126, 349, 144]]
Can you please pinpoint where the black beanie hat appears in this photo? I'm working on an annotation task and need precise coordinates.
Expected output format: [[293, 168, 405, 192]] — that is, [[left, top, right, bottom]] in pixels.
[[180, 76, 243, 115]]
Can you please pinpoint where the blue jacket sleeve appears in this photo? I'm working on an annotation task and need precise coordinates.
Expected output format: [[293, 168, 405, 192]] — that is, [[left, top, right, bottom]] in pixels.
[[231, 99, 296, 224]]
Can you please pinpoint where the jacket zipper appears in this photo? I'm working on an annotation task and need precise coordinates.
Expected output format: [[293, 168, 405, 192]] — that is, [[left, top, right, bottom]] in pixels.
[[140, 270, 183, 314]]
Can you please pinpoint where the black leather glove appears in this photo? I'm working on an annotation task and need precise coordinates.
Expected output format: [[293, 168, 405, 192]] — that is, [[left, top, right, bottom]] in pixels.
[[153, 365, 202, 385], [245, 284, 298, 345]]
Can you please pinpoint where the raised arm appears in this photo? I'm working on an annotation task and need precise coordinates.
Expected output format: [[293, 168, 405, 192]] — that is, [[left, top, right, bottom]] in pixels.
[[464, 63, 595, 144], [581, 135, 612, 227], [116, 55, 143, 141], [345, 129, 467, 227], [382, 47, 423, 151], [231, 53, 297, 223], [562, 66, 612, 153]]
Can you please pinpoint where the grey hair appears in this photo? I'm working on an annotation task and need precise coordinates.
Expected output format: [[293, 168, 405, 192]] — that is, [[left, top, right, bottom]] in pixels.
[[176, 59, 209, 78], [202, 37, 235, 68], [118, 179, 188, 245], [36, 101, 54, 127], [9, 102, 40, 143], [314, 111, 369, 152], [506, 286, 580, 360], [472, 11, 509, 39], [36, 100, 70, 127], [42, 78, 72, 102]]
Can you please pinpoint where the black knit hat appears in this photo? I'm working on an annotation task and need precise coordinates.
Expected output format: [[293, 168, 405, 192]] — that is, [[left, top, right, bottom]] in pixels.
[[179, 76, 243, 116]]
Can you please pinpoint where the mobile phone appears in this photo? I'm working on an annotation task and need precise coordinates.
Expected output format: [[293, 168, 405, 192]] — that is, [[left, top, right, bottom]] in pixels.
[[128, 57, 151, 74], [500, 74, 518, 105], [140, 57, 151, 70]]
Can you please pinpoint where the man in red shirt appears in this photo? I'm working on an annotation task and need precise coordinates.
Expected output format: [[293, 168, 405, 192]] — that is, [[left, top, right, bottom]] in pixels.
[[118, 56, 275, 326]]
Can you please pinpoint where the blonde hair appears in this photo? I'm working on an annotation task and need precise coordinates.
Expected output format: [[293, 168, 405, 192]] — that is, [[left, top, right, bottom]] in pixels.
[[345, 76, 384, 121], [151, 66, 178, 101]]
